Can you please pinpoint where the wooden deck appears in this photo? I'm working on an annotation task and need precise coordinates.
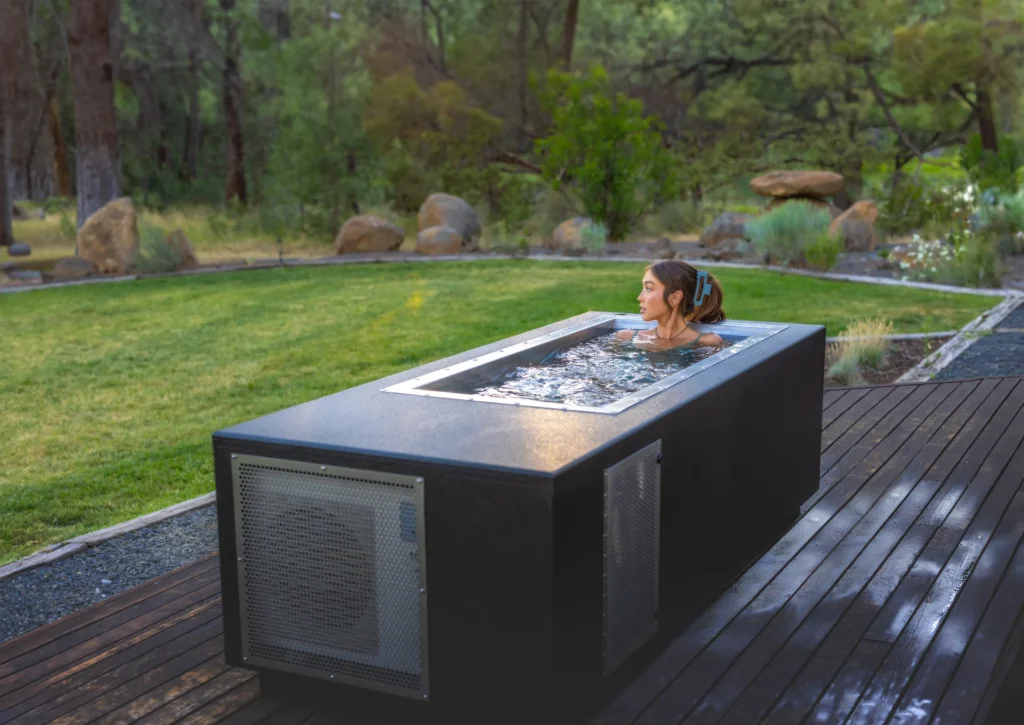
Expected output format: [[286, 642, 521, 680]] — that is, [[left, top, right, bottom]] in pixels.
[[3, 377, 1024, 724]]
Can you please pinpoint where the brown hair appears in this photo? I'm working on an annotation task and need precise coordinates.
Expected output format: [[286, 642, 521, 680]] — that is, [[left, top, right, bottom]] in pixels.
[[645, 260, 726, 323]]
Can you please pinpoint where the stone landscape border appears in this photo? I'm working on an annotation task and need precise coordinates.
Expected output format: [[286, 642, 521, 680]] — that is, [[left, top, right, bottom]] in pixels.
[[0, 493, 215, 583], [1, 253, 1019, 581], [1, 250, 1019, 297]]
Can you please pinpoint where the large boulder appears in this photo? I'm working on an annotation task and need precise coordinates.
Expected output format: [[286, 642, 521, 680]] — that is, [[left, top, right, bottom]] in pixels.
[[334, 215, 406, 254], [750, 171, 845, 199], [50, 256, 98, 279], [417, 193, 481, 247], [76, 197, 139, 275], [416, 226, 464, 255], [830, 200, 880, 252], [167, 230, 199, 270], [698, 212, 751, 248]]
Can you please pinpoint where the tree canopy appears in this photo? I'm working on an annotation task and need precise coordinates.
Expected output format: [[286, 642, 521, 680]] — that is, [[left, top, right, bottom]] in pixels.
[[1, 0, 1022, 241]]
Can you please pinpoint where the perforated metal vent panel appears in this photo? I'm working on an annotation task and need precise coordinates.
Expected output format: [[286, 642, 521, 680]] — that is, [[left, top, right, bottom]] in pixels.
[[603, 440, 661, 675], [231, 455, 428, 699]]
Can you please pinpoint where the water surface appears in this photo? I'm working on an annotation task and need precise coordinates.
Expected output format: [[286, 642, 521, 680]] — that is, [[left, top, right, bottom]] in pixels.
[[470, 332, 733, 407]]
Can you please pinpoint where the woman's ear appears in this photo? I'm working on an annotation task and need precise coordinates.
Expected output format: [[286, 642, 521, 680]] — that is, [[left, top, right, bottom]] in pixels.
[[670, 289, 684, 309]]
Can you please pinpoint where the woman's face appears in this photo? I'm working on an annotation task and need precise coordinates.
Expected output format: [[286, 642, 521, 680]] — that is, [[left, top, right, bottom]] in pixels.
[[638, 270, 682, 322]]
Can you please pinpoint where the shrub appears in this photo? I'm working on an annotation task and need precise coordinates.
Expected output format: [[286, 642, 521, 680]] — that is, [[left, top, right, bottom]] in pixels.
[[493, 173, 544, 231], [893, 231, 1004, 288], [535, 65, 677, 241], [876, 179, 974, 236], [579, 221, 608, 253], [977, 189, 1024, 255], [944, 231, 1005, 288], [58, 212, 77, 242], [959, 133, 1023, 193], [827, 317, 894, 384], [482, 220, 530, 255], [804, 230, 842, 271], [744, 202, 833, 266], [133, 222, 182, 274]]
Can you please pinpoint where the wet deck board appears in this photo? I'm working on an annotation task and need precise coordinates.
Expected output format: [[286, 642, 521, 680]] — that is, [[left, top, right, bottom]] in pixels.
[[2, 378, 1023, 725]]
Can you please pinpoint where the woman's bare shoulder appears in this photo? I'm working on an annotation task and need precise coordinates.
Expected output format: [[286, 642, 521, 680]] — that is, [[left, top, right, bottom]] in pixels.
[[698, 332, 724, 345], [614, 329, 635, 341]]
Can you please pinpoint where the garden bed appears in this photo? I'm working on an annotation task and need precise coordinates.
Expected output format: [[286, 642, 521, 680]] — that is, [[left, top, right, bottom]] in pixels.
[[824, 337, 935, 387]]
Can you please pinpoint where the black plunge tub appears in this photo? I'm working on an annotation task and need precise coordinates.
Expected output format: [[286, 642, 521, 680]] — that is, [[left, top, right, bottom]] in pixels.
[[212, 311, 825, 723]]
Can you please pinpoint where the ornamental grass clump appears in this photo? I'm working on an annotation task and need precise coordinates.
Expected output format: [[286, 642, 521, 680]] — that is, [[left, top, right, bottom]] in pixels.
[[826, 317, 894, 385]]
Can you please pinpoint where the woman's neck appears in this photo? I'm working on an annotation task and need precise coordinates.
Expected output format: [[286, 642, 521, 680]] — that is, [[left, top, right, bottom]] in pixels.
[[655, 316, 688, 341]]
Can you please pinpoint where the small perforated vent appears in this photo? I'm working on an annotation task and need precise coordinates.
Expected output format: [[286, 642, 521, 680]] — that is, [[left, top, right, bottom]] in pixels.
[[603, 440, 661, 675], [231, 455, 428, 699]]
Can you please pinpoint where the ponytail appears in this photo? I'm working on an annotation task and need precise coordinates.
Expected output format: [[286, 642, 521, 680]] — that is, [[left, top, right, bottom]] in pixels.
[[688, 272, 725, 323]]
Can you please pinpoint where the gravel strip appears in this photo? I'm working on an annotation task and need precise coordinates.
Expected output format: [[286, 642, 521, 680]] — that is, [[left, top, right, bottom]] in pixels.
[[0, 505, 218, 644], [934, 332, 1024, 380], [995, 304, 1024, 329]]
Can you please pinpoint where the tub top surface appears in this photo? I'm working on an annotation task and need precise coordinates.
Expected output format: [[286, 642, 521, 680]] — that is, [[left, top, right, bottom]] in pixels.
[[215, 312, 824, 477]]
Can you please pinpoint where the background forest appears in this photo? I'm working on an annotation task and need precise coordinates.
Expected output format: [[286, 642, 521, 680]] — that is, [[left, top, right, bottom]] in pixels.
[[1, 0, 1024, 262]]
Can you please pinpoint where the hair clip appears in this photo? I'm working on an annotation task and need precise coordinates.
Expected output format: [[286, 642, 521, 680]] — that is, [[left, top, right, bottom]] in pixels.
[[693, 270, 712, 306]]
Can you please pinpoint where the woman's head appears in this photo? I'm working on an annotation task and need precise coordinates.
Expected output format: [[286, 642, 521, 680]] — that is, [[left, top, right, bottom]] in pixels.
[[638, 260, 726, 324]]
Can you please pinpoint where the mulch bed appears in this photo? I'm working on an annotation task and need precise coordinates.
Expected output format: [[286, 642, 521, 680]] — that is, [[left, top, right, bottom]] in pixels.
[[824, 338, 936, 388]]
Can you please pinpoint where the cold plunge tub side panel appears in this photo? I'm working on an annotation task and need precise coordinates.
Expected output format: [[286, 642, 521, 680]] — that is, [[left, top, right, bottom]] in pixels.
[[214, 438, 557, 717], [549, 326, 824, 712]]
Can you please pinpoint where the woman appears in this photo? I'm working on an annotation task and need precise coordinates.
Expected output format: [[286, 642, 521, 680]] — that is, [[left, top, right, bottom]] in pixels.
[[615, 260, 726, 348]]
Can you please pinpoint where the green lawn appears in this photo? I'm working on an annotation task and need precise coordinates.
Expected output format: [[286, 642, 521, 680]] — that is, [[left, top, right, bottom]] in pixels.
[[0, 260, 997, 564]]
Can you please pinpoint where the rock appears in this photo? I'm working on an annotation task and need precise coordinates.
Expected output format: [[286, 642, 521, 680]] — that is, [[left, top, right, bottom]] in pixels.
[[334, 215, 406, 254], [830, 200, 879, 252], [7, 242, 32, 257], [167, 230, 199, 270], [51, 256, 98, 279], [416, 226, 464, 255], [417, 193, 481, 247], [76, 198, 139, 275], [750, 171, 845, 199], [651, 237, 675, 259], [765, 197, 842, 219], [6, 269, 42, 282], [11, 203, 43, 221], [705, 237, 755, 262], [550, 217, 594, 253], [698, 213, 751, 247]]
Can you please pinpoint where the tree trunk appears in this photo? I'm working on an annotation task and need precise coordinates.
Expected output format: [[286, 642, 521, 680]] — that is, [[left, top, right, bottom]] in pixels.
[[0, 89, 13, 248], [976, 82, 999, 152], [49, 99, 72, 197], [2, 0, 56, 201], [561, 0, 579, 70], [68, 0, 123, 229], [518, 0, 529, 146], [181, 0, 205, 183], [221, 0, 247, 205]]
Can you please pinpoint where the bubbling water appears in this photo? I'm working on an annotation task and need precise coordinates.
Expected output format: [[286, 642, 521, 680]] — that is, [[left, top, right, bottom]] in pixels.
[[470, 332, 732, 408]]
